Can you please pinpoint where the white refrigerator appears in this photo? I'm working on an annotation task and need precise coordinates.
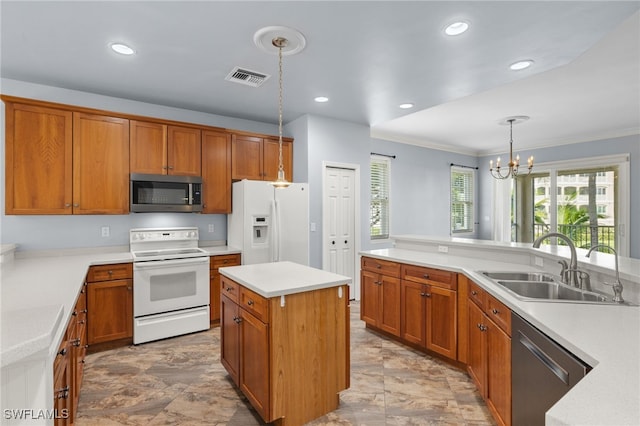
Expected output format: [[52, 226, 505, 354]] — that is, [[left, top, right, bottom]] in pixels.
[[227, 180, 309, 265]]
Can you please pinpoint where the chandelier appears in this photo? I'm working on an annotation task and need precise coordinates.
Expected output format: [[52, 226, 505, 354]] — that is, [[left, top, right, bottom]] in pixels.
[[254, 26, 306, 188], [490, 116, 533, 179]]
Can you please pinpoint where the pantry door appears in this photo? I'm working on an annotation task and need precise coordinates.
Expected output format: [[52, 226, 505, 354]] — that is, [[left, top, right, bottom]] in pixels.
[[323, 165, 358, 299]]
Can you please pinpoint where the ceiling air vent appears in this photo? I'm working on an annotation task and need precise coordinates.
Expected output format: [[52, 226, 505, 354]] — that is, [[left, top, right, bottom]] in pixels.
[[225, 66, 270, 87]]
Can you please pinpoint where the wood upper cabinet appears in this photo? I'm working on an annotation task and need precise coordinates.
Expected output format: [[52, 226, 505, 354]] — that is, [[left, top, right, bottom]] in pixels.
[[129, 120, 167, 174], [168, 125, 201, 176], [130, 121, 201, 176], [202, 130, 232, 213], [4, 103, 73, 214], [263, 138, 293, 182], [73, 112, 129, 214], [86, 264, 133, 345], [231, 134, 293, 181]]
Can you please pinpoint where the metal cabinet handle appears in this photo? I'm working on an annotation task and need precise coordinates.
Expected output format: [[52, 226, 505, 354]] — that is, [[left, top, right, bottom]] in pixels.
[[65, 203, 71, 207], [72, 338, 81, 347], [492, 308, 500, 315], [72, 310, 78, 316], [477, 323, 487, 331], [56, 386, 70, 399], [376, 264, 381, 269], [471, 290, 478, 296], [108, 270, 113, 275], [233, 316, 242, 324], [226, 286, 233, 292], [127, 286, 132, 291], [423, 274, 429, 279], [420, 292, 431, 297], [73, 203, 79, 207], [247, 300, 254, 306], [58, 348, 67, 356]]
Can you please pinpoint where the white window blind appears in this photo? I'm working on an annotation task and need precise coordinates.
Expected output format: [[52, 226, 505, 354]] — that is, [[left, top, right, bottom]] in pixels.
[[370, 156, 390, 240], [451, 167, 474, 233]]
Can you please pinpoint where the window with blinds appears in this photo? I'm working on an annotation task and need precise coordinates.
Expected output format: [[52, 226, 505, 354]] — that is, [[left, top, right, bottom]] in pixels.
[[370, 156, 390, 240], [451, 167, 474, 233]]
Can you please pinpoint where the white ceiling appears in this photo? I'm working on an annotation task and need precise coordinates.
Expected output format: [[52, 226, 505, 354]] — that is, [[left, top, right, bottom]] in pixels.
[[2, 1, 639, 156]]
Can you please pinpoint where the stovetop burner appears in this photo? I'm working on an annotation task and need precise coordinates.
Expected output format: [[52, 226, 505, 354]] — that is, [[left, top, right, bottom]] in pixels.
[[130, 227, 208, 261]]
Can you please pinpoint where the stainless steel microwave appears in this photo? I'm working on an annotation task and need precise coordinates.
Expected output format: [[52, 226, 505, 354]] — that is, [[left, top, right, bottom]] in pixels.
[[130, 173, 203, 213]]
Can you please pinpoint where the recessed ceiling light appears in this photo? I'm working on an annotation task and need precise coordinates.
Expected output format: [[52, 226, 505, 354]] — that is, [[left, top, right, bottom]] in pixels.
[[314, 96, 329, 103], [110, 42, 135, 55], [510, 60, 534, 71], [444, 21, 469, 36], [399, 103, 414, 109]]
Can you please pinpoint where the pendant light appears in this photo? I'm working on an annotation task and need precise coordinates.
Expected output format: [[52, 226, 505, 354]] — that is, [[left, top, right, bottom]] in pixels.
[[490, 116, 534, 179], [254, 26, 306, 188], [272, 36, 290, 188]]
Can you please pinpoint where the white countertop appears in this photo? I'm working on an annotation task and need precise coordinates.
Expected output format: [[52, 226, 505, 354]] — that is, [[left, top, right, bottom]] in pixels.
[[219, 261, 351, 298], [361, 244, 640, 426], [0, 245, 240, 368]]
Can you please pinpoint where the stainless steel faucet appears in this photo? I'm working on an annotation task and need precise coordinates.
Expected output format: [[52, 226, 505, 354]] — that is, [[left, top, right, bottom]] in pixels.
[[532, 232, 581, 288], [586, 244, 625, 303]]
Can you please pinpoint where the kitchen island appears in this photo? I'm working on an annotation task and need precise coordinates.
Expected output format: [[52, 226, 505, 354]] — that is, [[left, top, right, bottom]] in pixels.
[[218, 261, 351, 426]]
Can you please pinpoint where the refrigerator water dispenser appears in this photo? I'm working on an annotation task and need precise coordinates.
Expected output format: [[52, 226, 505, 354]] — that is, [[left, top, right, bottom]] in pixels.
[[252, 215, 269, 245]]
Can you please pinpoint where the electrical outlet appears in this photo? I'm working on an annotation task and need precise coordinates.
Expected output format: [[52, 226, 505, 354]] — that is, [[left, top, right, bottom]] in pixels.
[[101, 226, 110, 237], [438, 245, 449, 253], [535, 256, 544, 267], [208, 224, 215, 233]]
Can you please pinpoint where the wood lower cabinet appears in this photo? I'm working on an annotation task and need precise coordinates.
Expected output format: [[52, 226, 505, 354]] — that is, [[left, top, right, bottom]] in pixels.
[[72, 112, 129, 214], [210, 253, 241, 323], [53, 323, 72, 426], [86, 263, 133, 347], [467, 283, 512, 426], [4, 103, 73, 214], [202, 131, 232, 213], [361, 269, 401, 337], [231, 133, 293, 181], [400, 264, 457, 359], [220, 275, 349, 425]]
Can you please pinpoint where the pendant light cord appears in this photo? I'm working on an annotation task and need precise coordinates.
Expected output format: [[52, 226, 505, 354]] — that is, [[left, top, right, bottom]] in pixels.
[[277, 43, 284, 174]]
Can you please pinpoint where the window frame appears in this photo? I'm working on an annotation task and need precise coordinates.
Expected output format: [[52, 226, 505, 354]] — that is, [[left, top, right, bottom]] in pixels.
[[450, 166, 475, 235], [369, 155, 391, 241]]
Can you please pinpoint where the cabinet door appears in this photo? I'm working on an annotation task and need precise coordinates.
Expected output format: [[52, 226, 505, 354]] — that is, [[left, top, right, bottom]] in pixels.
[[130, 120, 167, 174], [379, 275, 401, 337], [401, 280, 426, 346], [167, 125, 201, 176], [467, 301, 487, 396], [73, 112, 129, 214], [263, 138, 292, 182], [486, 319, 512, 426], [426, 286, 457, 359], [87, 279, 133, 344], [5, 103, 73, 214], [220, 295, 240, 385], [232, 135, 263, 180], [202, 130, 231, 213], [210, 272, 221, 322], [240, 309, 270, 422], [360, 270, 380, 326], [53, 349, 71, 426]]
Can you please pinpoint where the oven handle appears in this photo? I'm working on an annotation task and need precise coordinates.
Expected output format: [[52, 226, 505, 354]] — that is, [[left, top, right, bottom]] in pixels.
[[133, 257, 209, 270]]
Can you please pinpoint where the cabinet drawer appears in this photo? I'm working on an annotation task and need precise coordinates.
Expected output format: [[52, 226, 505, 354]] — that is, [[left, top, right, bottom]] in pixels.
[[87, 263, 132, 282], [486, 295, 511, 336], [468, 280, 486, 309], [361, 256, 401, 277], [401, 264, 456, 290], [211, 254, 241, 270], [239, 286, 269, 323], [220, 275, 240, 303]]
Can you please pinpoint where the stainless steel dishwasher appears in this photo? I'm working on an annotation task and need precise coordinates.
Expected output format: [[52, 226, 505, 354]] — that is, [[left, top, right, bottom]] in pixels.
[[512, 312, 591, 425]]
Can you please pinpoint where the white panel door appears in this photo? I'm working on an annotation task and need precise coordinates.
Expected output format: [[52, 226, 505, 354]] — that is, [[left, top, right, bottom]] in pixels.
[[324, 167, 355, 297]]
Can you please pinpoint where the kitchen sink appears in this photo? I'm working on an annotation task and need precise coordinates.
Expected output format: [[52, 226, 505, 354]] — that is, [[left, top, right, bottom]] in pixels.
[[481, 271, 556, 282], [496, 280, 608, 302], [480, 271, 636, 306]]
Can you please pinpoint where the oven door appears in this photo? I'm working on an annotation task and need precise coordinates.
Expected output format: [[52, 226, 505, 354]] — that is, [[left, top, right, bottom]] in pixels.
[[133, 256, 210, 317]]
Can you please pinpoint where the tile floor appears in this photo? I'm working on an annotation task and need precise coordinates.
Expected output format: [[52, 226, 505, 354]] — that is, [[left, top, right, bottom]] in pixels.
[[76, 302, 495, 425]]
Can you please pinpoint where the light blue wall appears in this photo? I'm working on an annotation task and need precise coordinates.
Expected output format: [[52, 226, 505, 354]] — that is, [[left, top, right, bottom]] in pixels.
[[0, 79, 279, 251], [288, 115, 479, 268], [477, 134, 640, 258]]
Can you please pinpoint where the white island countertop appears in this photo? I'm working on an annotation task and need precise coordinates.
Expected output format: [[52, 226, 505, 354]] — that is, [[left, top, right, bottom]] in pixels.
[[219, 261, 352, 298], [362, 238, 640, 426]]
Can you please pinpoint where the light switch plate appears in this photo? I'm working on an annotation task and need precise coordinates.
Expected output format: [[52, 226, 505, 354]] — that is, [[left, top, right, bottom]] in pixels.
[[208, 224, 215, 233], [438, 245, 449, 253], [101, 226, 110, 237]]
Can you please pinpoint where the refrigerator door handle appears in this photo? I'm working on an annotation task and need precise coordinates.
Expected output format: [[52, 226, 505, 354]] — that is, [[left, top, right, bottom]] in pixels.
[[271, 199, 279, 262]]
